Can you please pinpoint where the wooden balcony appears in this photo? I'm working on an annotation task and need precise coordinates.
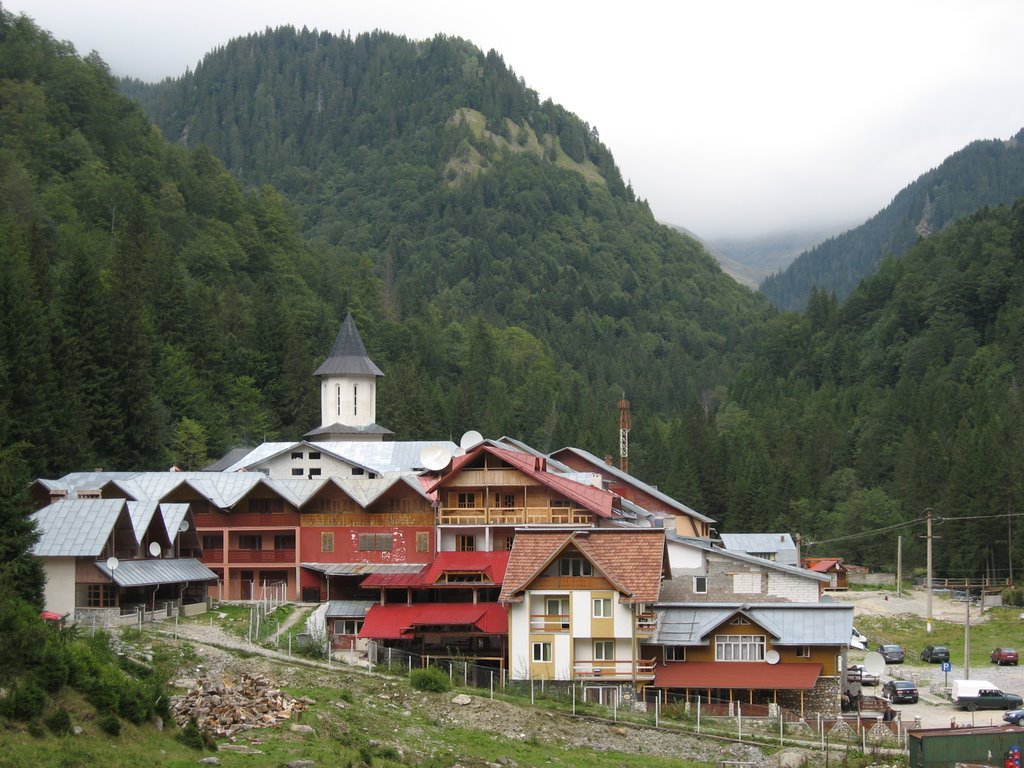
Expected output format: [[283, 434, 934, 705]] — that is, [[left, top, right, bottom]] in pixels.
[[201, 548, 225, 564], [438, 506, 592, 526], [227, 548, 296, 564], [573, 658, 657, 681], [636, 612, 657, 634]]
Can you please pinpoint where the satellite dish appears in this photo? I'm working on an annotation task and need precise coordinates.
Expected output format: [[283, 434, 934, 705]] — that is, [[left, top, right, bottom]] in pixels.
[[459, 430, 483, 451], [765, 650, 780, 665], [863, 651, 886, 677], [148, 541, 162, 557], [178, 520, 190, 532], [419, 444, 453, 472], [819, 594, 834, 603], [105, 556, 119, 571]]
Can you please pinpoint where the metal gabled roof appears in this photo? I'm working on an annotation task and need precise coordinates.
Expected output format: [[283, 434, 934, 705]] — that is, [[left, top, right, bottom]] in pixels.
[[550, 446, 716, 524], [720, 532, 796, 554], [95, 557, 217, 587], [668, 534, 830, 582], [180, 473, 267, 508], [313, 313, 384, 378], [160, 503, 191, 540], [301, 562, 425, 576], [324, 600, 377, 619], [127, 500, 160, 540], [32, 499, 134, 557], [653, 603, 853, 647]]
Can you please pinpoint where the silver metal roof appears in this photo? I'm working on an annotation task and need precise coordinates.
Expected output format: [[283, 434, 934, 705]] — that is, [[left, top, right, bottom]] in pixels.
[[32, 499, 133, 557], [552, 447, 716, 524], [324, 600, 377, 618], [127, 500, 160, 540], [95, 557, 217, 587], [160, 503, 191, 540], [668, 534, 829, 582], [720, 533, 797, 554], [301, 562, 425, 576], [653, 603, 853, 647]]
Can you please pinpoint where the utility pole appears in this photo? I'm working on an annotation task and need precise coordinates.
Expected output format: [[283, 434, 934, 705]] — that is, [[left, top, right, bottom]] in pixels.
[[964, 591, 971, 680], [897, 535, 903, 598], [925, 508, 934, 634]]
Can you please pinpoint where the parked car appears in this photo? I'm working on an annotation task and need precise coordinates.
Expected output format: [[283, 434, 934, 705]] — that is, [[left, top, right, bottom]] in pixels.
[[877, 643, 905, 664], [883, 679, 919, 704], [847, 664, 879, 686], [1004, 708, 1024, 726], [851, 626, 868, 650], [992, 647, 1019, 666], [921, 645, 950, 663]]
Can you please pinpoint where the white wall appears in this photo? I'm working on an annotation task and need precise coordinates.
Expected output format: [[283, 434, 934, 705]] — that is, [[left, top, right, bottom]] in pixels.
[[42, 558, 76, 617], [320, 375, 376, 428]]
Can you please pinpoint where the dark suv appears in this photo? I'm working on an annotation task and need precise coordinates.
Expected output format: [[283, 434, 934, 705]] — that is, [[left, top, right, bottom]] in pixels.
[[921, 645, 950, 663], [877, 644, 905, 664]]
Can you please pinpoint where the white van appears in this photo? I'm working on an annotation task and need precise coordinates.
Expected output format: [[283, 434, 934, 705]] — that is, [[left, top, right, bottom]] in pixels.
[[851, 626, 867, 650]]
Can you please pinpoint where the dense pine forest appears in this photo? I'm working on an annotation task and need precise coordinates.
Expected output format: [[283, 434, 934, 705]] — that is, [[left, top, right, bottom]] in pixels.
[[3, 10, 1024, 583], [761, 130, 1024, 311]]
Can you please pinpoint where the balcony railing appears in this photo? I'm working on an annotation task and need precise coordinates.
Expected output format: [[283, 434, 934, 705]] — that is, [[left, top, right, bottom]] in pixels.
[[636, 612, 657, 634], [438, 506, 592, 526], [573, 658, 657, 681], [530, 613, 571, 632], [227, 548, 296, 564], [201, 548, 225, 564]]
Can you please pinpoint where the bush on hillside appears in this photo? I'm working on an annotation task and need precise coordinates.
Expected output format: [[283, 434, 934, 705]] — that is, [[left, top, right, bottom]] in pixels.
[[44, 708, 72, 735], [410, 666, 450, 693]]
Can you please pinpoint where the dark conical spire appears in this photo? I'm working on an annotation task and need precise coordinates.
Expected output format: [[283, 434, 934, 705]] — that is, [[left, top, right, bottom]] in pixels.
[[313, 313, 384, 377]]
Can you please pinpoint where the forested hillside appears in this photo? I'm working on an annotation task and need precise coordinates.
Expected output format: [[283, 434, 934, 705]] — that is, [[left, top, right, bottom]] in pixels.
[[719, 203, 1024, 579], [761, 130, 1024, 311], [1, 13, 769, 479], [5, 11, 1024, 581]]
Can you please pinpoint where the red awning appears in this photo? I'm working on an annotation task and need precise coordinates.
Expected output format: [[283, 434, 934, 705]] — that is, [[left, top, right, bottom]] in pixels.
[[359, 602, 508, 639], [653, 662, 822, 690]]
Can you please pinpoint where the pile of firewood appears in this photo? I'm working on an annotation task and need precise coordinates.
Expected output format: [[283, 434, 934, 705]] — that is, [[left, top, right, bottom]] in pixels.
[[170, 673, 313, 737]]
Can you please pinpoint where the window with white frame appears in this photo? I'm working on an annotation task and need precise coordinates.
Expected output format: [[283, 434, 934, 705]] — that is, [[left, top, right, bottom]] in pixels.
[[559, 555, 593, 577], [532, 642, 551, 662], [665, 646, 686, 662], [335, 619, 363, 635], [594, 640, 614, 660], [693, 576, 708, 594], [796, 646, 811, 658], [592, 597, 612, 618], [715, 634, 766, 661]]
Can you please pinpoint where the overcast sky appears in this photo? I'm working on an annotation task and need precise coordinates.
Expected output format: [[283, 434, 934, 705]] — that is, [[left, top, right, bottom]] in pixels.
[[7, 0, 1024, 240]]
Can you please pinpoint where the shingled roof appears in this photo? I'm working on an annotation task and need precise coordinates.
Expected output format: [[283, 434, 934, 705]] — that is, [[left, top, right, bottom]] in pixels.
[[499, 529, 666, 604], [313, 313, 384, 378]]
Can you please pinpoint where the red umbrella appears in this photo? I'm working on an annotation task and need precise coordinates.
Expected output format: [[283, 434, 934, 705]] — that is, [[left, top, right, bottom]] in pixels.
[[40, 610, 63, 622]]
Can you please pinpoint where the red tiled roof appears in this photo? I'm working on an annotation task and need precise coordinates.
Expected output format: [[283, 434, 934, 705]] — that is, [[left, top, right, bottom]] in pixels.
[[427, 444, 615, 518], [653, 662, 822, 690], [361, 551, 510, 588], [358, 602, 508, 639], [499, 529, 665, 604]]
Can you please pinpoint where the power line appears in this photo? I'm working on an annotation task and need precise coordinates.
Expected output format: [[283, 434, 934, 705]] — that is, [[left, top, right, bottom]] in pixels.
[[804, 515, 927, 547]]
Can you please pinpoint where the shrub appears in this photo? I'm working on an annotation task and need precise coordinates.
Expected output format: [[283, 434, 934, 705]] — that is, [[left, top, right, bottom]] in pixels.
[[36, 642, 70, 692], [176, 717, 217, 751], [1003, 587, 1024, 607], [98, 712, 121, 736], [0, 679, 47, 720], [409, 666, 450, 693], [45, 708, 72, 735]]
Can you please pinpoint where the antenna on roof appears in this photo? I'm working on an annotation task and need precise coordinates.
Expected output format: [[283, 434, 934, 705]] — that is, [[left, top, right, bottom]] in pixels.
[[420, 444, 453, 472], [460, 430, 483, 451], [618, 397, 631, 474]]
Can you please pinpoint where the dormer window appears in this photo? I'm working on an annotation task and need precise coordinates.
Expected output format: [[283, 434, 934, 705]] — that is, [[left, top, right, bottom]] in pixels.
[[559, 555, 592, 577]]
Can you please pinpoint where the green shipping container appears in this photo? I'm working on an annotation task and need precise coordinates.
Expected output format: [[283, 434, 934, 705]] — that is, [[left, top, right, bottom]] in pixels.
[[908, 725, 1024, 767]]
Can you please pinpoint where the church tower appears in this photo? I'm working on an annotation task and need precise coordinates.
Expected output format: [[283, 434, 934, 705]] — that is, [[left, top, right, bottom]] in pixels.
[[304, 313, 391, 442]]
